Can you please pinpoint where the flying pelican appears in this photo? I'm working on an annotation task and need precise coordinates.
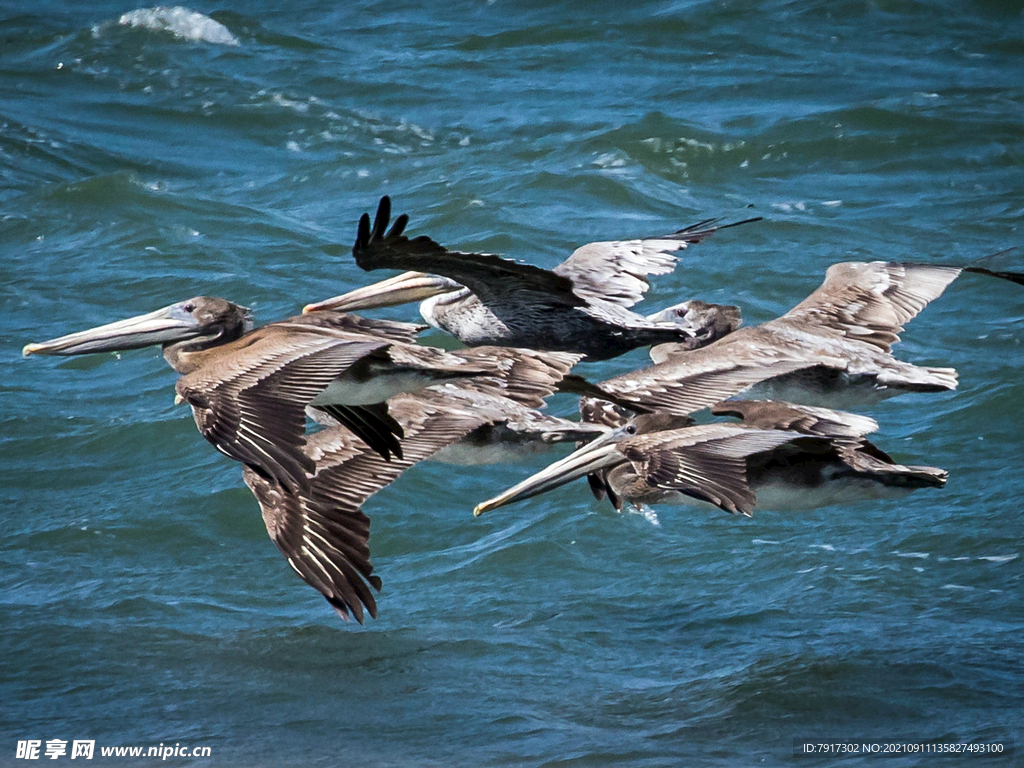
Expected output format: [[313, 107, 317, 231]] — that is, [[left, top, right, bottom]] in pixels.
[[590, 261, 1024, 414], [22, 297, 494, 483], [26, 302, 597, 622], [473, 402, 947, 518], [302, 196, 756, 359]]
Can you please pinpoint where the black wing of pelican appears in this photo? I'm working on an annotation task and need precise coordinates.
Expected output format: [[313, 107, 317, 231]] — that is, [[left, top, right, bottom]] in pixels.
[[304, 196, 757, 359]]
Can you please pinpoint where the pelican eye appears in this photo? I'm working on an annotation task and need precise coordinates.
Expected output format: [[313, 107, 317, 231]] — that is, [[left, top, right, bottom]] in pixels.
[[183, 302, 196, 313], [624, 424, 638, 435]]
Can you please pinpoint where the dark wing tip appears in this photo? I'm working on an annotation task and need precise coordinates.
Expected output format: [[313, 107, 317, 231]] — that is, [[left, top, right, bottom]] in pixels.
[[314, 404, 405, 462], [373, 196, 392, 240], [672, 215, 763, 242], [964, 265, 1024, 287], [354, 212, 372, 255], [709, 402, 742, 419], [354, 198, 411, 264], [719, 215, 764, 230], [330, 596, 377, 624], [389, 212, 409, 239]]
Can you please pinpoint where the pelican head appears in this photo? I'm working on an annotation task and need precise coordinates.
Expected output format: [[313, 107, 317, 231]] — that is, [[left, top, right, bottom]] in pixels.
[[23, 296, 252, 357], [647, 300, 742, 342], [303, 271, 463, 314]]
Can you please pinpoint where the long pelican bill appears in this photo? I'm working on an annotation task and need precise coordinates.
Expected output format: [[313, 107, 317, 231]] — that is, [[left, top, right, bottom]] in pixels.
[[472, 429, 627, 516], [303, 272, 460, 314], [22, 302, 210, 357]]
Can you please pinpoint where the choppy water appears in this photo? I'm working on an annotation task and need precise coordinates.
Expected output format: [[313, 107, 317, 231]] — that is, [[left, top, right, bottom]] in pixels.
[[2, 2, 1022, 766]]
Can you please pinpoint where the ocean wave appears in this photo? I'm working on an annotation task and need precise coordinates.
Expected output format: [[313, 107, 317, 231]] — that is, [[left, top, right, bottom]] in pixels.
[[103, 6, 239, 46]]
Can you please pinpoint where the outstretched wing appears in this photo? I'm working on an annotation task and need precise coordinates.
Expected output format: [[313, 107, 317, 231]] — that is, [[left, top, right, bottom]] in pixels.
[[246, 392, 510, 622], [597, 331, 816, 416], [555, 216, 758, 309], [352, 196, 584, 310], [176, 326, 389, 492], [777, 261, 963, 352]]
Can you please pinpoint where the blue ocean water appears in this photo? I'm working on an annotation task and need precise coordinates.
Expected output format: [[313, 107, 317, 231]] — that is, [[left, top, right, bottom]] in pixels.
[[1, 1, 1022, 765]]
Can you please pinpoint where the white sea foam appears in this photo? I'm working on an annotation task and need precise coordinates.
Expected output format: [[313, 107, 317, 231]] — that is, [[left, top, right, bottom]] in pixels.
[[116, 6, 240, 46], [977, 554, 1018, 564]]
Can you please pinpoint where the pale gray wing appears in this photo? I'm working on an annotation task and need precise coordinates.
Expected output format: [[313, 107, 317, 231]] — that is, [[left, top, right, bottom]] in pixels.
[[777, 261, 963, 352], [597, 332, 816, 416], [710, 399, 879, 437], [555, 217, 753, 308]]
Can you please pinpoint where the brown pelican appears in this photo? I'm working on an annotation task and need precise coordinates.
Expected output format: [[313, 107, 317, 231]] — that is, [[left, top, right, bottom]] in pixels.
[[473, 403, 948, 518], [593, 261, 1024, 413], [22, 297, 493, 484], [302, 196, 756, 359], [26, 302, 597, 622]]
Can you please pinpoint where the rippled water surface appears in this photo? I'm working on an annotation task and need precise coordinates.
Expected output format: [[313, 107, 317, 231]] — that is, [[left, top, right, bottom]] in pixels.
[[2, 1, 1022, 765]]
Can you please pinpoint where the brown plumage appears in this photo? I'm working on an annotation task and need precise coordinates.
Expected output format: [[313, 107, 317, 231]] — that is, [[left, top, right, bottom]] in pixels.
[[246, 349, 599, 622], [23, 296, 492, 488], [596, 260, 1024, 414], [244, 393, 510, 622]]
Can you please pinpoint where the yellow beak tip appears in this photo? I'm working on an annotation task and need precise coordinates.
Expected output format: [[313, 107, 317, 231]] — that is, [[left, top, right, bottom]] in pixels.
[[22, 343, 40, 357]]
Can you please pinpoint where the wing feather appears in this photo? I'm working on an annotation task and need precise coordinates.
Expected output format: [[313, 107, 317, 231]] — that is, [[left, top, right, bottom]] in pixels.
[[710, 400, 879, 437], [352, 196, 583, 310], [554, 216, 754, 308], [177, 327, 388, 491], [621, 425, 814, 515], [778, 261, 963, 352], [244, 391, 506, 621]]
